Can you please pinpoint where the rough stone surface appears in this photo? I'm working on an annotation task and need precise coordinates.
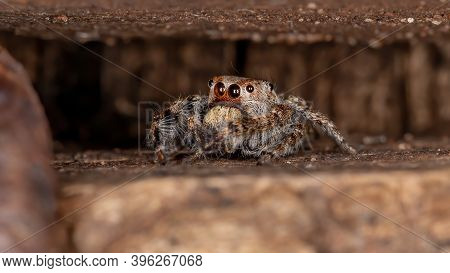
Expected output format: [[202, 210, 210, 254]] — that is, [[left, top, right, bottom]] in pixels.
[[56, 139, 450, 252], [0, 46, 62, 252], [0, 0, 448, 44]]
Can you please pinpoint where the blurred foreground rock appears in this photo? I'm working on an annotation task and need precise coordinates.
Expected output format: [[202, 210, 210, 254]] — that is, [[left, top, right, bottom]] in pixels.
[[0, 46, 61, 252], [58, 143, 450, 252]]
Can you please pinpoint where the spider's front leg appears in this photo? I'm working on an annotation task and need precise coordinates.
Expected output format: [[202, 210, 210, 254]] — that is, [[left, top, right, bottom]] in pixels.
[[147, 95, 209, 164], [256, 122, 311, 165]]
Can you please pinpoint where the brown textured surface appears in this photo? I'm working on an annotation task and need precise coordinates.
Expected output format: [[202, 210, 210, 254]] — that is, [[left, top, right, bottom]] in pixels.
[[0, 46, 61, 252], [56, 139, 450, 252], [0, 0, 448, 44]]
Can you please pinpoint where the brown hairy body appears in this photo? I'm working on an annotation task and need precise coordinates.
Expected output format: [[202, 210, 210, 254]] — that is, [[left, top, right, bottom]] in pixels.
[[147, 76, 355, 164]]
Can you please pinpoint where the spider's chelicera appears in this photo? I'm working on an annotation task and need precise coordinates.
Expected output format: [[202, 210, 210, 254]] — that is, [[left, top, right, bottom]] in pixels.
[[147, 75, 356, 164]]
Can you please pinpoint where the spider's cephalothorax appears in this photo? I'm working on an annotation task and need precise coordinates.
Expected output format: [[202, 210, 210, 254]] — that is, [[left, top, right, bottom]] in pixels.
[[147, 76, 356, 163]]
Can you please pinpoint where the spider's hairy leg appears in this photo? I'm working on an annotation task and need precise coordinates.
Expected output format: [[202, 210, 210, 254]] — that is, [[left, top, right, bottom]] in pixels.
[[147, 114, 170, 164], [287, 96, 356, 154], [301, 130, 314, 151], [286, 95, 312, 110], [180, 115, 210, 163], [147, 95, 209, 163], [154, 147, 168, 164], [257, 123, 307, 165], [303, 111, 355, 154]]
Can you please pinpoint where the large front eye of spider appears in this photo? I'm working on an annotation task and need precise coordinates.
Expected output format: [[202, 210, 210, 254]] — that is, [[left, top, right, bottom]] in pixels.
[[214, 82, 226, 96], [228, 84, 241, 98]]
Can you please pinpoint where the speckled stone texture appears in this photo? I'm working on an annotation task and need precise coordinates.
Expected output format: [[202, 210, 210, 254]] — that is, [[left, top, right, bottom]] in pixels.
[[56, 141, 450, 252], [0, 0, 448, 43], [60, 163, 450, 252]]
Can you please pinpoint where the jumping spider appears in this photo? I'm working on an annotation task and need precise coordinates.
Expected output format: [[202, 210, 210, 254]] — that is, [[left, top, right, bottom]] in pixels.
[[147, 76, 356, 164]]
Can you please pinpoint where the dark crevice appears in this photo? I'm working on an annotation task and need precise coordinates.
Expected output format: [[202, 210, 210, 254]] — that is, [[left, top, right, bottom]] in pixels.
[[234, 40, 249, 76]]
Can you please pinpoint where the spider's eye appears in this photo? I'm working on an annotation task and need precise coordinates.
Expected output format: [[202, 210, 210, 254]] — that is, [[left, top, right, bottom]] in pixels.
[[214, 82, 226, 96], [268, 83, 274, 91], [228, 84, 241, 98], [246, 85, 254, 93], [208, 79, 214, 88]]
